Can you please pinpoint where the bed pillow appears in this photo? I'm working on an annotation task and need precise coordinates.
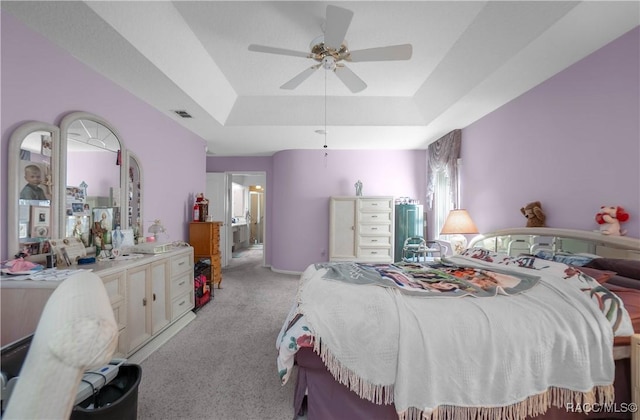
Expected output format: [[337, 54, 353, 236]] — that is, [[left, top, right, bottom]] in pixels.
[[584, 258, 640, 281], [534, 250, 599, 266], [574, 266, 617, 284]]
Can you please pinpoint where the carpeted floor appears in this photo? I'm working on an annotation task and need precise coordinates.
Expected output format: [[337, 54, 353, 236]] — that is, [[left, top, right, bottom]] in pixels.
[[137, 249, 301, 420]]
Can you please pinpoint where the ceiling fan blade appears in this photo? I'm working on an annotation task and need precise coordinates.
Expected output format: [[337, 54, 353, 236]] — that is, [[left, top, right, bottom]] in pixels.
[[324, 5, 353, 50], [334, 65, 367, 93], [280, 65, 321, 90], [248, 44, 310, 58], [347, 44, 413, 62]]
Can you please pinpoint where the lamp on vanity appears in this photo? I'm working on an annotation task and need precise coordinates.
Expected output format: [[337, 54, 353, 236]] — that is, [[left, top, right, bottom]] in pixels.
[[440, 209, 478, 254], [147, 220, 166, 242]]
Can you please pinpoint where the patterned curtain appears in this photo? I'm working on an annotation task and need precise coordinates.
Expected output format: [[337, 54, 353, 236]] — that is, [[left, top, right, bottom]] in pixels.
[[426, 129, 461, 209]]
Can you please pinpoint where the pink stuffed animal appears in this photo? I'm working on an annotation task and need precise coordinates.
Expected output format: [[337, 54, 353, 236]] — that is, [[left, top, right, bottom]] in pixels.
[[595, 205, 629, 236]]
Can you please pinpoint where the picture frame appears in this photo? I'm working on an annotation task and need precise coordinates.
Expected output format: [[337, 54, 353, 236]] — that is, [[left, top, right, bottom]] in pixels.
[[30, 205, 50, 239], [31, 205, 49, 226], [93, 207, 114, 241], [66, 215, 91, 244], [19, 241, 41, 256], [49, 237, 86, 267]]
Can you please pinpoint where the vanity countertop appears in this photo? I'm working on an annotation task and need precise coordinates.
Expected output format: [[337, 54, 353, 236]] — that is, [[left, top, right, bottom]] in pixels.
[[0, 247, 192, 289]]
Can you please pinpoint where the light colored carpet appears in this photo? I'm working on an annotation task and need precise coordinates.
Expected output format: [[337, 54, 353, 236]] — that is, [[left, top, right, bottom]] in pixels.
[[137, 249, 301, 420]]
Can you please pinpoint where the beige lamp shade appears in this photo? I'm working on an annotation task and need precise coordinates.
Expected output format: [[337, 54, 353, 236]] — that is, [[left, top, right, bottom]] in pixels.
[[440, 209, 478, 254], [440, 209, 478, 235]]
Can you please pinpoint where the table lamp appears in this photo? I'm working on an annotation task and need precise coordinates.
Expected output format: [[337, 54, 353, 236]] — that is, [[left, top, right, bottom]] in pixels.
[[440, 209, 478, 254], [148, 220, 166, 242]]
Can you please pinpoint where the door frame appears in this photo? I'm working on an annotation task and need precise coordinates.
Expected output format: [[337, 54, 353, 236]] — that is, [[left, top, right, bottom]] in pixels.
[[207, 171, 266, 268]]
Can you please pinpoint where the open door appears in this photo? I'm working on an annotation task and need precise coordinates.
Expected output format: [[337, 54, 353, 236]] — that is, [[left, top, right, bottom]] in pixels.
[[206, 172, 232, 267]]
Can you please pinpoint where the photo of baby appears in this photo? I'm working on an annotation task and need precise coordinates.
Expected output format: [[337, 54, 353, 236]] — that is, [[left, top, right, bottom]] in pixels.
[[19, 162, 50, 200]]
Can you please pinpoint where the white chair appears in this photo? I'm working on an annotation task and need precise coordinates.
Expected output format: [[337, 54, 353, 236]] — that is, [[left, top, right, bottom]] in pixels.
[[3, 271, 118, 419]]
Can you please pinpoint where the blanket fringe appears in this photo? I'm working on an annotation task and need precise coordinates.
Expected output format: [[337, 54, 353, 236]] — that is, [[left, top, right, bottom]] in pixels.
[[396, 384, 614, 420], [313, 338, 394, 405]]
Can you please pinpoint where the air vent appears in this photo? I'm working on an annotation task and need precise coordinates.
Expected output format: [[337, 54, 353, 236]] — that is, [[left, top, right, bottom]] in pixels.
[[173, 110, 192, 118]]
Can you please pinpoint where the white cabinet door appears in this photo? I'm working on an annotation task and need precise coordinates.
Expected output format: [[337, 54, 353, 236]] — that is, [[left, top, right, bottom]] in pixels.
[[126, 265, 151, 352], [206, 172, 231, 267], [150, 260, 170, 335], [329, 197, 357, 261]]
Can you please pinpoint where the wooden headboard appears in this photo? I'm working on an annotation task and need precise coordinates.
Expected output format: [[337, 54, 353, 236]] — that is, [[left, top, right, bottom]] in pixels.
[[468, 228, 640, 261]]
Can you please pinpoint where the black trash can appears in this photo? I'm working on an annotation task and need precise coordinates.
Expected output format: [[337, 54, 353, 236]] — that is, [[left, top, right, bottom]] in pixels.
[[71, 364, 142, 420]]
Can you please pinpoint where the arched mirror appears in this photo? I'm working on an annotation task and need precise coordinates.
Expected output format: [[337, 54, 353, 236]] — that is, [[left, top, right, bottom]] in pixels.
[[59, 112, 126, 251], [8, 121, 61, 262], [126, 150, 143, 242]]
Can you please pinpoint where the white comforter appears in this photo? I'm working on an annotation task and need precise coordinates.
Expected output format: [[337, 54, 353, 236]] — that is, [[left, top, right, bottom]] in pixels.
[[291, 254, 624, 419]]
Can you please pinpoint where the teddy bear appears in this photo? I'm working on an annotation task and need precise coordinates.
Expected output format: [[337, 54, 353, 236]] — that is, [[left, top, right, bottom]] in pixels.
[[595, 205, 629, 235], [520, 201, 546, 227]]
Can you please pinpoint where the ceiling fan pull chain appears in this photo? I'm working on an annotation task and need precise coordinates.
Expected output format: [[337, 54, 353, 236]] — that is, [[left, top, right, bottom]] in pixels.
[[324, 70, 328, 154]]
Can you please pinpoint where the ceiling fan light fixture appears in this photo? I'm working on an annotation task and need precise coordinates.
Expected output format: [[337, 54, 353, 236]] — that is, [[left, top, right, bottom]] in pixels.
[[322, 56, 336, 71]]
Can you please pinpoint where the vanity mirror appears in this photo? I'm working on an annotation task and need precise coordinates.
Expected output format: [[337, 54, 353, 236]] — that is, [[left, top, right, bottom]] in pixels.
[[126, 150, 143, 241], [8, 112, 139, 261], [59, 112, 127, 251], [8, 121, 61, 262]]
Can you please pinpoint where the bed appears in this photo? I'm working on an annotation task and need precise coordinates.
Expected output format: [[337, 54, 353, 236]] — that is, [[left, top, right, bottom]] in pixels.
[[276, 228, 640, 420]]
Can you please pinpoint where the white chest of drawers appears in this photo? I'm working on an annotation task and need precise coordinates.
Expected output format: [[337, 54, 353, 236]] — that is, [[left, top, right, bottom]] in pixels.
[[329, 196, 394, 263]]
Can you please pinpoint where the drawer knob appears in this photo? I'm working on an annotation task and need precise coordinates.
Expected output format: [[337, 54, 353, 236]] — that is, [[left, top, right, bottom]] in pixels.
[[179, 281, 186, 286], [178, 261, 185, 266]]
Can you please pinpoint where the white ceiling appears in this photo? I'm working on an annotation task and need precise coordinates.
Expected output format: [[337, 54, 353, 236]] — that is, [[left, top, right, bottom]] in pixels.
[[3, 1, 639, 156]]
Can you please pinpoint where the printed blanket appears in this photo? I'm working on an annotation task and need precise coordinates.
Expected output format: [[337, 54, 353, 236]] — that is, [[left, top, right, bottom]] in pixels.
[[318, 259, 540, 297], [277, 253, 621, 420]]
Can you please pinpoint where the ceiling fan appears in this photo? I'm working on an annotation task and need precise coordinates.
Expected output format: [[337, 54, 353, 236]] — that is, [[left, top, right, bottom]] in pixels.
[[248, 5, 412, 93]]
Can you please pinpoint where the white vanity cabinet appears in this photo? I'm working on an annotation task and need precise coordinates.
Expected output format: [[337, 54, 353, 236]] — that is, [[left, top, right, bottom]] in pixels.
[[126, 250, 191, 354], [0, 247, 195, 360], [100, 270, 127, 357], [329, 196, 395, 263], [169, 250, 195, 321]]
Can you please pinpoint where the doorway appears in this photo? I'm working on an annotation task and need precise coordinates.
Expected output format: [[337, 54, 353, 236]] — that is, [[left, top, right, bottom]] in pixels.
[[206, 171, 266, 268], [249, 186, 264, 246]]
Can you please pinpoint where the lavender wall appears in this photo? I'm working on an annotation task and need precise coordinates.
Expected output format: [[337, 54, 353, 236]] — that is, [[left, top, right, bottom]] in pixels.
[[209, 150, 426, 272], [462, 27, 639, 238], [1, 12, 207, 260], [271, 150, 425, 272]]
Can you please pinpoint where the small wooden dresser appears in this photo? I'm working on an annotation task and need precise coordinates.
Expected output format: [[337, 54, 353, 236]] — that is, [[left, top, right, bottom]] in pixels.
[[189, 221, 223, 288]]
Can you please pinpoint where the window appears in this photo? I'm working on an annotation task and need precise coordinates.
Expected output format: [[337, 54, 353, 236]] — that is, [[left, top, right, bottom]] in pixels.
[[433, 169, 453, 238]]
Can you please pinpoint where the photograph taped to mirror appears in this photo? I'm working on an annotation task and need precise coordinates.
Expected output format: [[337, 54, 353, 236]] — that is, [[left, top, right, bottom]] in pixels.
[[19, 161, 51, 201]]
